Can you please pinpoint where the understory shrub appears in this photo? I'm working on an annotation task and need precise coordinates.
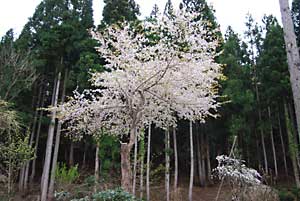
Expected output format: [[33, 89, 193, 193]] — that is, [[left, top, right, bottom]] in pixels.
[[92, 188, 141, 201], [55, 163, 80, 184]]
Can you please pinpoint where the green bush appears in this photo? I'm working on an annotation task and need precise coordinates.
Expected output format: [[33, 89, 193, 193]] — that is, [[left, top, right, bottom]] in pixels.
[[92, 188, 141, 201], [278, 190, 294, 201], [55, 163, 80, 184]]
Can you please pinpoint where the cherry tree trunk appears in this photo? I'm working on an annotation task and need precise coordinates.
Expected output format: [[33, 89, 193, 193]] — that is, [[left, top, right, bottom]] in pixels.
[[165, 129, 170, 201], [121, 143, 133, 192], [173, 127, 178, 189], [268, 106, 278, 177], [188, 121, 194, 201], [278, 111, 288, 176], [40, 70, 61, 201], [279, 0, 300, 141], [284, 102, 300, 187], [146, 125, 151, 201]]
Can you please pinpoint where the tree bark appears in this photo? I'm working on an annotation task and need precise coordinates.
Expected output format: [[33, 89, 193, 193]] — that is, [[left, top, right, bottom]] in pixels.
[[205, 132, 211, 184], [139, 132, 145, 199], [279, 0, 300, 141], [268, 106, 278, 177], [94, 142, 100, 193], [284, 102, 300, 187], [173, 127, 178, 189], [189, 121, 194, 201], [132, 130, 138, 195], [146, 125, 151, 201], [30, 89, 46, 183], [40, 70, 61, 201], [69, 142, 74, 167], [121, 143, 133, 192], [278, 110, 288, 176], [48, 69, 68, 200], [165, 129, 170, 201], [18, 167, 25, 192], [23, 86, 42, 190], [197, 129, 204, 187]]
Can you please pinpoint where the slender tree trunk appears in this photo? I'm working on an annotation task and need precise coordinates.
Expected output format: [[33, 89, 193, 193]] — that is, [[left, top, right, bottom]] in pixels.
[[205, 132, 211, 184], [278, 110, 288, 176], [139, 131, 145, 199], [189, 121, 194, 201], [255, 84, 268, 175], [133, 131, 138, 195], [279, 0, 300, 142], [197, 129, 204, 187], [69, 142, 74, 167], [200, 129, 206, 187], [82, 141, 88, 168], [146, 125, 151, 201], [284, 102, 300, 187], [19, 167, 25, 191], [94, 142, 100, 193], [23, 86, 42, 190], [30, 90, 46, 183], [40, 70, 61, 201], [268, 106, 278, 177], [173, 127, 178, 189], [165, 129, 170, 201], [48, 69, 68, 200]]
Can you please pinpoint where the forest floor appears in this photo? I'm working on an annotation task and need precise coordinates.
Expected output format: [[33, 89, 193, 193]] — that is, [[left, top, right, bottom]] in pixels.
[[1, 183, 232, 201]]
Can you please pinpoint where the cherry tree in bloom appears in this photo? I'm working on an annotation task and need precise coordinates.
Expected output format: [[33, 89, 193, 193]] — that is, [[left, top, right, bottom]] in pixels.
[[58, 8, 222, 192]]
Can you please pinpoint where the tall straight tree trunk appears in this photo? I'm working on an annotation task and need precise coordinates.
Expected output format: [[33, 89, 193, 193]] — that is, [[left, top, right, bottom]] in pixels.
[[189, 121, 194, 201], [256, 84, 268, 175], [18, 167, 25, 191], [268, 106, 278, 177], [278, 110, 288, 176], [94, 142, 100, 193], [284, 102, 300, 187], [279, 0, 300, 141], [132, 131, 138, 195], [24, 86, 42, 190], [173, 127, 178, 189], [197, 129, 204, 187], [205, 132, 211, 184], [30, 89, 46, 183], [48, 69, 68, 200], [69, 142, 74, 167], [200, 129, 206, 187], [40, 70, 61, 201], [165, 129, 170, 201], [82, 141, 88, 168], [146, 125, 151, 201], [139, 132, 145, 199]]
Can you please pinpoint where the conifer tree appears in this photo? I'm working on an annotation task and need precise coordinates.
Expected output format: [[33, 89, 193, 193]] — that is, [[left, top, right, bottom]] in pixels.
[[102, 0, 140, 25]]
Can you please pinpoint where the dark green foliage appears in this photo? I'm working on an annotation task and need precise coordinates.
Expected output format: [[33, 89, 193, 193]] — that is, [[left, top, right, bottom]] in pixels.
[[92, 188, 141, 201], [257, 15, 291, 103], [102, 0, 140, 25], [98, 135, 120, 175]]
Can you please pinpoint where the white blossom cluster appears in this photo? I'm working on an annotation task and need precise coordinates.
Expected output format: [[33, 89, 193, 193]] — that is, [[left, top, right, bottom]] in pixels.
[[213, 155, 262, 186], [58, 8, 222, 140]]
